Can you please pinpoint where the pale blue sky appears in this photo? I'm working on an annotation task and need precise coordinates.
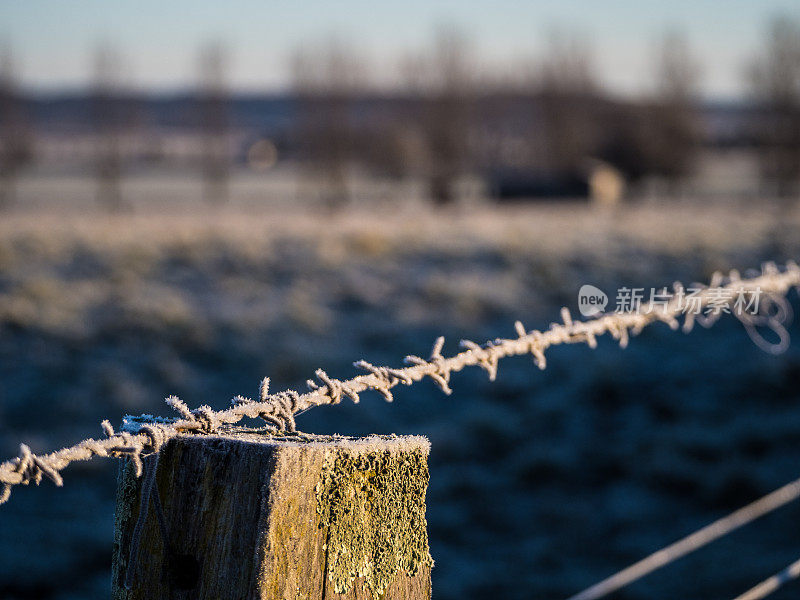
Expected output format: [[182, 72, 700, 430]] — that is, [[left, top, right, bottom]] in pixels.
[[3, 1, 798, 98]]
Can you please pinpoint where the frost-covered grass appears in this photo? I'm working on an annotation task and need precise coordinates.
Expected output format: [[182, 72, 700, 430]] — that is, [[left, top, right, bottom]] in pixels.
[[0, 200, 799, 599], [0, 202, 791, 336]]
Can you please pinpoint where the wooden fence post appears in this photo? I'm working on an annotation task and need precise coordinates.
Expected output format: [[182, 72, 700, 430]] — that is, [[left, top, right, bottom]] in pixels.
[[111, 431, 432, 600]]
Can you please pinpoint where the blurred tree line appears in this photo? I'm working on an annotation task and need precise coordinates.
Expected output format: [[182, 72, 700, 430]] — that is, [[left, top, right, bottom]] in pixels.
[[288, 16, 799, 207], [0, 15, 798, 210]]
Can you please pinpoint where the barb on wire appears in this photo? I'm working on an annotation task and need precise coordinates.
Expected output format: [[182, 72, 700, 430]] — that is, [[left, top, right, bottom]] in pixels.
[[1, 262, 799, 505]]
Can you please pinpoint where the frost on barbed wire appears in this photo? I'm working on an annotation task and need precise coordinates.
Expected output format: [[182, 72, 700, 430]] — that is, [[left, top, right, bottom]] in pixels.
[[1, 262, 799, 505]]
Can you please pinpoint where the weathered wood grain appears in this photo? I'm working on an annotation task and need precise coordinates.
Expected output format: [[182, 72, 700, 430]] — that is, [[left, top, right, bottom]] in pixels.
[[112, 431, 432, 600]]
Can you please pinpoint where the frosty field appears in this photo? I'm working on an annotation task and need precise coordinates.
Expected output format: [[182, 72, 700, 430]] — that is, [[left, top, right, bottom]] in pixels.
[[1, 201, 799, 599]]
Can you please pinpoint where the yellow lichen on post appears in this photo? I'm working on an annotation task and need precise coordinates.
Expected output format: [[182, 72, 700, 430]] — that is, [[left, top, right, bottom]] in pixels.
[[112, 430, 432, 600], [315, 440, 433, 598]]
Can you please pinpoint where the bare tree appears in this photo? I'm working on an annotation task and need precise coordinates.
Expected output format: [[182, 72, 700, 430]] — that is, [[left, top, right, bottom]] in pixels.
[[0, 45, 32, 209], [198, 42, 230, 205], [535, 31, 598, 176], [749, 15, 800, 199], [92, 44, 125, 211], [647, 30, 702, 191], [290, 37, 365, 211], [422, 27, 474, 207]]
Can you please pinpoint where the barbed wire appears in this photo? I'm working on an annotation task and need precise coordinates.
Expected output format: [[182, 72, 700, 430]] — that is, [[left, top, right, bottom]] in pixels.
[[1, 262, 799, 505]]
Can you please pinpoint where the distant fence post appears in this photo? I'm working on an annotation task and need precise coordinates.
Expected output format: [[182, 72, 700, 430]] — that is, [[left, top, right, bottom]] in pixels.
[[111, 432, 432, 600]]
